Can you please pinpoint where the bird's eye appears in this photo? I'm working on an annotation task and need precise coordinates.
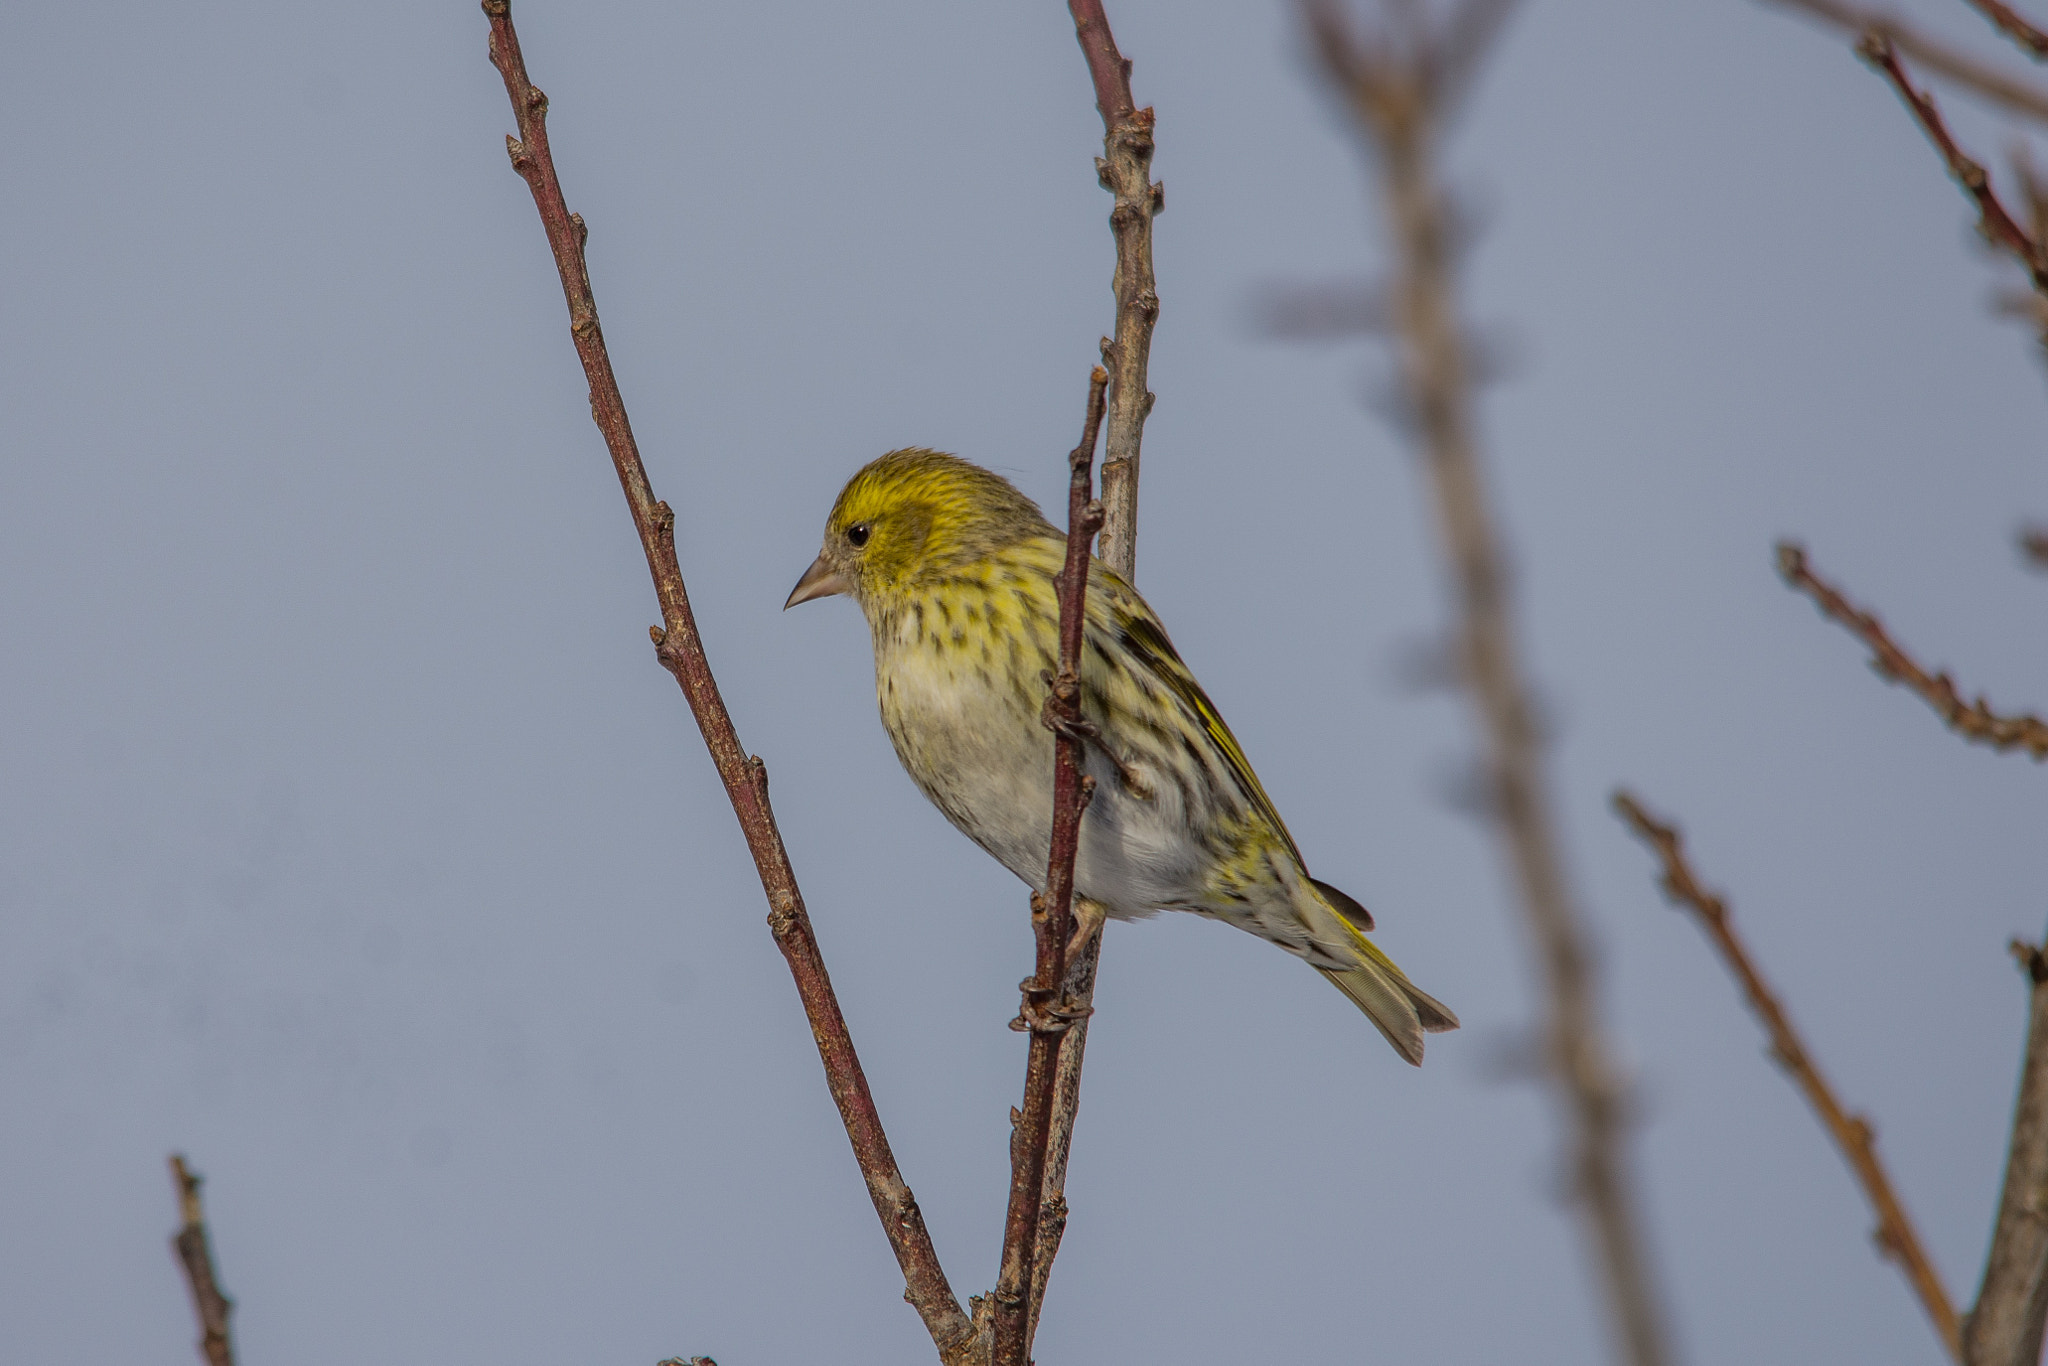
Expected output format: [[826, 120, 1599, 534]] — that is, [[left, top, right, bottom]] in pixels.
[[846, 522, 872, 548]]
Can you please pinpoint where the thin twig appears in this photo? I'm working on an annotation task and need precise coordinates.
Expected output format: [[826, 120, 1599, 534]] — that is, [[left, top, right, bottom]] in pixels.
[[1776, 543, 2048, 759], [1856, 36, 2048, 294], [1758, 0, 2048, 123], [1068, 0, 1160, 579], [479, 6, 975, 1360], [1033, 2, 1162, 1345], [1300, 5, 1675, 1365], [993, 368, 1109, 1366], [1965, 0, 2048, 59], [168, 1155, 234, 1366], [1997, 147, 2048, 360], [1967, 936, 2048, 1366], [1611, 792, 1962, 1361]]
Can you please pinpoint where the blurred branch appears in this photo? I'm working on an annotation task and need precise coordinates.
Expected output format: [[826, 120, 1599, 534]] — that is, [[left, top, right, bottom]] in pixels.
[[2016, 144, 2048, 247], [1964, 0, 2048, 60], [1034, 2, 1163, 1343], [1610, 794, 1963, 1361], [1852, 39, 2048, 362], [1428, 0, 1521, 123], [479, 6, 976, 1361], [1257, 279, 1390, 338], [1857, 36, 2048, 294], [1298, 5, 1675, 1365], [2021, 524, 2048, 570], [1776, 542, 2048, 759], [168, 1155, 235, 1366], [1758, 0, 2048, 123], [1966, 936, 2048, 1366], [994, 369, 1109, 1366]]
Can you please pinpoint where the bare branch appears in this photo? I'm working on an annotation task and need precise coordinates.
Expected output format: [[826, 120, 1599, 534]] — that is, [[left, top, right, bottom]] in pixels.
[[168, 1155, 234, 1366], [479, 6, 974, 1359], [1034, 3, 1164, 1341], [1068, 0, 1160, 579], [993, 369, 1109, 1366], [1298, 6, 1675, 1365], [2017, 144, 2048, 248], [2020, 524, 2048, 570], [1758, 0, 2048, 124], [1994, 146, 2048, 361], [1776, 543, 2048, 759], [1966, 936, 2048, 1366], [1964, 0, 2048, 60], [1856, 36, 2048, 294], [1611, 792, 1962, 1361]]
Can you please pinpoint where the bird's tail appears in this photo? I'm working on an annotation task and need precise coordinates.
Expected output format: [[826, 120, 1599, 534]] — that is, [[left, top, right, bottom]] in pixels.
[[1303, 885, 1458, 1066]]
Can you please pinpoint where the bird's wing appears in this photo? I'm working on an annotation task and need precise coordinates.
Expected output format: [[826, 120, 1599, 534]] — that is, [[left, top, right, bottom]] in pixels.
[[1092, 573, 1309, 871]]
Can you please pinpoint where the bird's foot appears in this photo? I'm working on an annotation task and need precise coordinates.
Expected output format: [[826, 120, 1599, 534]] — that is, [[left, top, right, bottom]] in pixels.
[[1009, 979, 1095, 1034], [1038, 689, 1152, 799]]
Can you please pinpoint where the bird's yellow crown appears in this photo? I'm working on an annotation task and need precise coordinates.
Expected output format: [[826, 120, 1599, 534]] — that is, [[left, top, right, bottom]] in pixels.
[[823, 449, 1058, 600]]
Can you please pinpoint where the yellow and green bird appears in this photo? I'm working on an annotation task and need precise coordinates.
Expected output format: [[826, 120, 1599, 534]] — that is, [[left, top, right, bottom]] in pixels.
[[786, 448, 1456, 1064]]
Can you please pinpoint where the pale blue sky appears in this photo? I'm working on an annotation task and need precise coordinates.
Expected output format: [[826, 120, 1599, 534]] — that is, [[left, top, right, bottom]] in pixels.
[[3, 2, 2044, 1363]]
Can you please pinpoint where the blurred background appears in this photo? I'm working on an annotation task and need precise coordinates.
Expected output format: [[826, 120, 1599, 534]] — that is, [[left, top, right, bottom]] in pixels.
[[2, 1, 2043, 1362]]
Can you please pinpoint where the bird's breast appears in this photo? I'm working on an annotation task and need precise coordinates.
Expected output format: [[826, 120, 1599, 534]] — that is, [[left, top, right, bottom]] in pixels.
[[874, 618, 1055, 883], [869, 602, 1217, 917]]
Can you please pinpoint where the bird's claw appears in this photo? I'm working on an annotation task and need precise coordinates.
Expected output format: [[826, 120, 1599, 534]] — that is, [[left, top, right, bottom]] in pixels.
[[1009, 978, 1095, 1034], [1039, 697, 1152, 799], [1038, 690, 1101, 747]]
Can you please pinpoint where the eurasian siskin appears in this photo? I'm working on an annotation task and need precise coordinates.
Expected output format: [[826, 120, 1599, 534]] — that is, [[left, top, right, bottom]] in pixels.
[[786, 448, 1456, 1064]]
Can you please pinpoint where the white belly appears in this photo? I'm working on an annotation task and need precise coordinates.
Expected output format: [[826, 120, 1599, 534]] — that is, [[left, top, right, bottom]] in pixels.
[[875, 638, 1207, 918]]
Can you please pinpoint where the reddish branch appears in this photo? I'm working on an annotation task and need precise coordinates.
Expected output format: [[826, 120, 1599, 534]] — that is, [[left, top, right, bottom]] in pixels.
[[1857, 36, 2048, 294], [1035, 2, 1163, 1340], [1759, 0, 2048, 123], [992, 368, 1109, 1366], [479, 6, 975, 1360], [1966, 0, 2048, 59], [1611, 793, 1962, 1361], [1776, 543, 2048, 760], [168, 1155, 235, 1366]]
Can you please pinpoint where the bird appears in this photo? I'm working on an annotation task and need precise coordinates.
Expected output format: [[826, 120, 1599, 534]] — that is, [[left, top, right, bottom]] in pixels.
[[784, 448, 1457, 1064]]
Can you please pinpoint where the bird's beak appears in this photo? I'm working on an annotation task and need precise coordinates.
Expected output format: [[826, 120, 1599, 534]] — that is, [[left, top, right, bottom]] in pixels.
[[784, 554, 851, 610]]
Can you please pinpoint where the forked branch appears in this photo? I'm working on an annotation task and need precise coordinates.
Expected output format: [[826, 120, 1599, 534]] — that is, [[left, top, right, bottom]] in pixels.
[[1777, 543, 2048, 760], [168, 1155, 235, 1366], [993, 367, 1109, 1366], [479, 5, 974, 1360], [1757, 0, 2048, 123], [1610, 792, 1961, 1360]]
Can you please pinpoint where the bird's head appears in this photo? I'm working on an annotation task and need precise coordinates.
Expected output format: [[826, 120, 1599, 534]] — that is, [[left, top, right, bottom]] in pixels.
[[785, 448, 1056, 611]]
